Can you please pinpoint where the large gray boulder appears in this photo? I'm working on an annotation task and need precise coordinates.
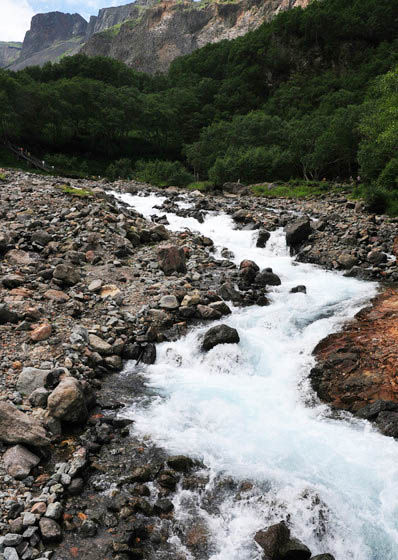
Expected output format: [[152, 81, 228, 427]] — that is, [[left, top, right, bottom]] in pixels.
[[47, 378, 88, 423], [0, 402, 49, 447], [202, 324, 240, 352], [255, 268, 281, 287], [3, 445, 40, 480], [17, 367, 59, 397], [53, 263, 80, 285]]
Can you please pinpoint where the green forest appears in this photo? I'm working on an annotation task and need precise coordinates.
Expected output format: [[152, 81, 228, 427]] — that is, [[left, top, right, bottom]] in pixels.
[[0, 0, 397, 210]]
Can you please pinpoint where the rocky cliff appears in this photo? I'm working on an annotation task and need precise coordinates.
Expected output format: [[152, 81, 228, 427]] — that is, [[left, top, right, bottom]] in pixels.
[[0, 42, 22, 68], [9, 12, 87, 71], [6, 0, 311, 74], [81, 0, 311, 74]]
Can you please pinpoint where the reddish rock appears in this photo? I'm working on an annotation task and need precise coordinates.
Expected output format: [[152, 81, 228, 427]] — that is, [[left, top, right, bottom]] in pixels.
[[31, 323, 52, 342], [157, 245, 186, 275], [44, 289, 70, 302], [312, 289, 398, 412]]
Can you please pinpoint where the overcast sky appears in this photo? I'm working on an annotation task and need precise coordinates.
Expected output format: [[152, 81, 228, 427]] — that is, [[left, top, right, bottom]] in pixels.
[[0, 0, 126, 42]]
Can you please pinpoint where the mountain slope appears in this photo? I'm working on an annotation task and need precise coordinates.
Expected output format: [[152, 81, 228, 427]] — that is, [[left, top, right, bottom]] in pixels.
[[81, 0, 310, 74]]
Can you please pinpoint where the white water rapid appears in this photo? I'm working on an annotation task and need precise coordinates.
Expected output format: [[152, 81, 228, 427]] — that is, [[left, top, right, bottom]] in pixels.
[[114, 191, 398, 560]]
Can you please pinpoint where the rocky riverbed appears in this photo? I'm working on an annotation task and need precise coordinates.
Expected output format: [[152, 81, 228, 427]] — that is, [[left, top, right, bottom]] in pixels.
[[1, 170, 398, 560]]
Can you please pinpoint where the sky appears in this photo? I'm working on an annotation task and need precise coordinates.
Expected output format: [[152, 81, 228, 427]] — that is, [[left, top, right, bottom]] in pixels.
[[0, 0, 126, 42]]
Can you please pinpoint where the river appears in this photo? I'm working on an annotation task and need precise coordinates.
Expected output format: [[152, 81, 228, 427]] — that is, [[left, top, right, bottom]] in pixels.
[[113, 190, 398, 560]]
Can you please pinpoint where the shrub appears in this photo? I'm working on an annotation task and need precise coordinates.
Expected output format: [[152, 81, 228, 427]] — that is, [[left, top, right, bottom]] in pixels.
[[134, 159, 193, 187], [105, 158, 133, 181]]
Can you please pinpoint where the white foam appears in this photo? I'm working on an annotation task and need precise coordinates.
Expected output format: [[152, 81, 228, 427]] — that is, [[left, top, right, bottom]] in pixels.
[[116, 190, 398, 559]]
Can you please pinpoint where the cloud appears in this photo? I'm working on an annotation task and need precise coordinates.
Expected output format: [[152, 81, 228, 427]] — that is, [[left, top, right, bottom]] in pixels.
[[0, 0, 34, 42]]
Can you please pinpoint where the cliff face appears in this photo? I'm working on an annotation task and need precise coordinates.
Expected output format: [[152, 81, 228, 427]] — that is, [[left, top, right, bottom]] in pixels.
[[9, 12, 87, 71], [86, 0, 157, 38], [0, 42, 22, 68], [81, 0, 311, 74]]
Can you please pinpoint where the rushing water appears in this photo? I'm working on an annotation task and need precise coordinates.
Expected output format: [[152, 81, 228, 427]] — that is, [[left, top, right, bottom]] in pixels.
[[114, 191, 398, 560]]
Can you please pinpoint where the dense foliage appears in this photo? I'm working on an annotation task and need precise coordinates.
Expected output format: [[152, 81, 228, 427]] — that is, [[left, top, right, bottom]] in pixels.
[[0, 0, 397, 203]]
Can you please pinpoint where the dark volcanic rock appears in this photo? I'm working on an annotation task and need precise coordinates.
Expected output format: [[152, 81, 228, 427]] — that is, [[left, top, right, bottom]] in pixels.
[[279, 537, 311, 559], [255, 268, 281, 287], [202, 324, 240, 351], [256, 229, 271, 248], [157, 245, 187, 275], [254, 521, 290, 559], [284, 218, 312, 249]]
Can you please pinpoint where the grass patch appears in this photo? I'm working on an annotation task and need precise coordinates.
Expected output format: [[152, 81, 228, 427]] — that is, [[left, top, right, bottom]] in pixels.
[[186, 180, 214, 192], [0, 173, 6, 181], [56, 184, 93, 197], [251, 179, 346, 199]]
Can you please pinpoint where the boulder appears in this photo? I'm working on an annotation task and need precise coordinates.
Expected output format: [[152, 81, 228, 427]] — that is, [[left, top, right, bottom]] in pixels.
[[29, 387, 49, 408], [47, 378, 88, 423], [32, 231, 52, 246], [202, 324, 240, 352], [255, 268, 281, 287], [367, 249, 387, 265], [0, 304, 19, 324], [338, 253, 358, 269], [0, 402, 49, 447], [311, 556, 335, 560], [166, 455, 195, 472], [0, 231, 10, 254], [17, 367, 59, 396], [30, 323, 52, 342], [39, 518, 62, 543], [2, 274, 24, 289], [3, 445, 40, 480], [375, 411, 398, 438], [196, 305, 222, 320], [209, 301, 231, 315], [290, 285, 306, 294], [279, 537, 311, 559], [89, 334, 112, 356], [356, 400, 398, 421], [157, 245, 187, 275], [284, 218, 312, 248], [53, 263, 80, 285], [256, 230, 271, 248], [159, 295, 179, 309], [254, 522, 290, 559]]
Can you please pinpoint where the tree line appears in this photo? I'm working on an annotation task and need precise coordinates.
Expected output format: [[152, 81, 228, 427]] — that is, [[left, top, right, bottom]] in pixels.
[[0, 0, 397, 208]]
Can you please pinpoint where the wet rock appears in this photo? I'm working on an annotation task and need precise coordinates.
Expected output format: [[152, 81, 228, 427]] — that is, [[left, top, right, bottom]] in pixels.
[[256, 230, 271, 248], [375, 411, 398, 438], [47, 378, 88, 423], [3, 445, 40, 480], [53, 263, 80, 285], [80, 520, 97, 537], [367, 249, 387, 265], [129, 465, 154, 483], [39, 518, 62, 543], [285, 218, 312, 249], [202, 324, 240, 351], [153, 498, 174, 514], [0, 304, 19, 324], [219, 282, 242, 302], [166, 455, 194, 472], [140, 343, 156, 365], [209, 301, 231, 315], [338, 253, 358, 269], [311, 555, 335, 560], [17, 367, 59, 396], [254, 521, 290, 559], [279, 537, 311, 559], [255, 268, 281, 287], [0, 402, 49, 447], [157, 245, 186, 275], [157, 471, 178, 489], [356, 400, 398, 421], [196, 304, 222, 320], [290, 285, 306, 294]]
